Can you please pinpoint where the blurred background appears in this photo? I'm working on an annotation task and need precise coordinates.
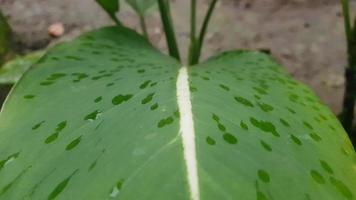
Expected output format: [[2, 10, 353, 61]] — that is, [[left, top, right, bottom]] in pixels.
[[0, 0, 355, 118]]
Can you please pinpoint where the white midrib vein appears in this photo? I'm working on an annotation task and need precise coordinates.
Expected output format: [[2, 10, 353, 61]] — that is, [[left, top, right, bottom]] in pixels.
[[176, 66, 200, 200]]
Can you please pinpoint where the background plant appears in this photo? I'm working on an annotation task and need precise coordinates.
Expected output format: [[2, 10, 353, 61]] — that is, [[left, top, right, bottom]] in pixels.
[[340, 0, 356, 144], [0, 10, 16, 66]]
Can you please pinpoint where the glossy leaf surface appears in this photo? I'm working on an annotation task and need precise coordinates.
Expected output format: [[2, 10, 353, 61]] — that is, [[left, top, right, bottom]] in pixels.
[[0, 26, 355, 200], [189, 52, 356, 200]]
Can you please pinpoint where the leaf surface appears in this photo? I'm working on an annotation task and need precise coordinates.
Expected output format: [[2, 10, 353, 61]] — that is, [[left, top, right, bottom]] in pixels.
[[0, 26, 355, 200], [95, 0, 120, 23], [189, 51, 356, 200]]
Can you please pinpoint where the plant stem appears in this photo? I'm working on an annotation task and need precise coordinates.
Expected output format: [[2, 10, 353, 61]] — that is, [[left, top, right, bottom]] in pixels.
[[191, 0, 218, 65], [157, 0, 181, 61], [340, 0, 356, 143], [139, 14, 149, 40], [341, 0, 352, 46], [188, 0, 197, 65], [341, 68, 356, 143], [112, 17, 123, 26], [191, 0, 197, 42]]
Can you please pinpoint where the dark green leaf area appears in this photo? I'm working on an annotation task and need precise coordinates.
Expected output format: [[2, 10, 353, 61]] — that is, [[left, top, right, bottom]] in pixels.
[[45, 132, 59, 144], [310, 170, 325, 184], [279, 118, 290, 127], [141, 93, 155, 104], [303, 121, 314, 130], [253, 86, 268, 95], [319, 160, 333, 174], [0, 152, 20, 172], [219, 84, 230, 91], [255, 182, 269, 200], [290, 134, 302, 146], [32, 121, 45, 130], [55, 121, 67, 132], [137, 69, 145, 74], [112, 94, 133, 105], [260, 140, 272, 152], [330, 177, 353, 200], [206, 136, 216, 145], [257, 169, 270, 183], [250, 117, 280, 137], [211, 114, 238, 145], [72, 73, 88, 83], [65, 136, 82, 151], [44, 121, 68, 144], [109, 179, 125, 198], [116, 179, 124, 190], [234, 96, 254, 107], [24, 95, 35, 99], [190, 85, 198, 93], [218, 123, 226, 132], [212, 114, 220, 122], [257, 102, 274, 112], [150, 103, 159, 110], [39, 73, 67, 86], [84, 110, 102, 121], [257, 191, 269, 200], [240, 121, 248, 130], [157, 117, 174, 128], [309, 132, 322, 142], [47, 73, 66, 81], [94, 96, 102, 103], [48, 170, 78, 200], [223, 133, 238, 144], [139, 80, 151, 89]]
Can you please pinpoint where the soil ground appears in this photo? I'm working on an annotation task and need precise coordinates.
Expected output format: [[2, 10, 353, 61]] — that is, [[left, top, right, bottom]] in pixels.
[[0, 0, 355, 117]]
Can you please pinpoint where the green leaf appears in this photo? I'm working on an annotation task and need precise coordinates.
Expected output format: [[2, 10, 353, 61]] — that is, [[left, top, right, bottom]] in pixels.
[[0, 26, 355, 200], [95, 0, 121, 25], [125, 0, 156, 16], [0, 51, 45, 85], [0, 11, 14, 65], [188, 51, 356, 199]]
